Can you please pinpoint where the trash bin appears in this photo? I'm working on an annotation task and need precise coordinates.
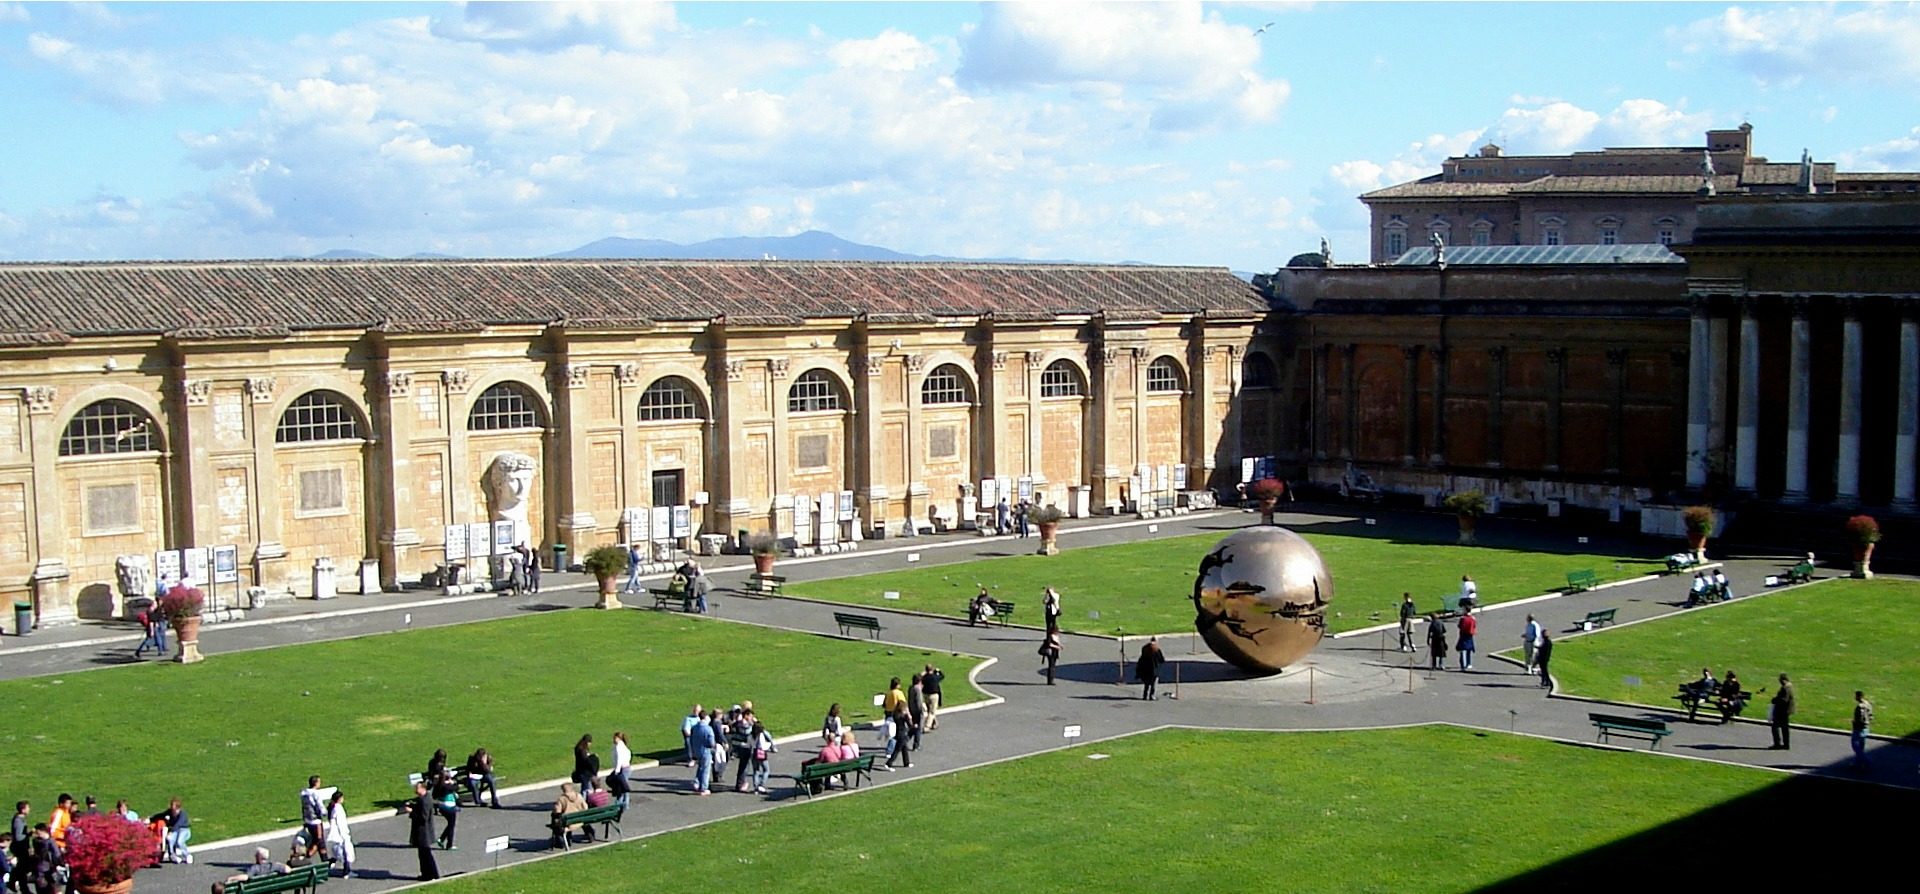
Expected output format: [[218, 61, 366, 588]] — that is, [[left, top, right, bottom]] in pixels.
[[13, 601, 31, 636], [551, 544, 568, 571]]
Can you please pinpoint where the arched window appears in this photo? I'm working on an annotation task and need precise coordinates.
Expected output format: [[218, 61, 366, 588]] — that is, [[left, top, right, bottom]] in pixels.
[[920, 364, 972, 405], [468, 382, 544, 431], [637, 376, 703, 421], [59, 399, 157, 456], [275, 391, 363, 444], [1039, 360, 1086, 398], [787, 369, 845, 413], [1242, 353, 1277, 389], [1147, 358, 1183, 393]]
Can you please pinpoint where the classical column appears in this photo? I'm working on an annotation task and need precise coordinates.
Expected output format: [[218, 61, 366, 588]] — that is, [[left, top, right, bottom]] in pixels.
[[1401, 345, 1421, 465], [1896, 313, 1918, 509], [1836, 305, 1863, 501], [1605, 349, 1627, 475], [1783, 303, 1810, 501], [373, 368, 420, 590], [1685, 302, 1711, 488], [1485, 346, 1507, 469], [1544, 348, 1566, 472], [244, 376, 289, 586], [1734, 303, 1760, 492], [1311, 344, 1330, 461], [1708, 312, 1730, 465], [552, 362, 598, 559], [1341, 343, 1358, 460], [854, 353, 888, 532], [21, 386, 69, 627], [1428, 347, 1449, 465]]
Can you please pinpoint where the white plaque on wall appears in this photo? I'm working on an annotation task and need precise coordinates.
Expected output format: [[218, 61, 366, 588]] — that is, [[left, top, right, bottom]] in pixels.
[[443, 525, 467, 561]]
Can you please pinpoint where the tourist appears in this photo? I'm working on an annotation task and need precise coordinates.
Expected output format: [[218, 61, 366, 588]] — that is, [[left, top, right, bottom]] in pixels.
[[883, 677, 906, 715], [133, 599, 167, 658], [155, 797, 190, 864], [1457, 575, 1478, 612], [1688, 571, 1709, 606], [1014, 499, 1031, 538], [407, 782, 438, 880], [571, 734, 600, 789], [879, 703, 899, 763], [1042, 586, 1062, 632], [968, 589, 999, 626], [323, 790, 354, 878], [1713, 568, 1732, 600], [1456, 609, 1477, 671], [1720, 671, 1747, 715], [922, 665, 945, 730], [431, 766, 459, 850], [243, 846, 287, 880], [112, 800, 137, 824], [1769, 674, 1796, 750], [9, 802, 27, 861], [1397, 593, 1416, 652], [907, 674, 927, 751], [1521, 614, 1542, 673], [610, 732, 632, 806], [678, 557, 710, 613], [884, 705, 915, 770], [1851, 690, 1873, 768], [1039, 629, 1063, 685], [748, 721, 776, 795], [708, 709, 729, 777], [839, 731, 861, 760], [1534, 631, 1553, 689], [681, 704, 705, 766], [730, 707, 757, 792], [298, 776, 327, 861], [46, 795, 72, 848], [1425, 615, 1448, 671], [805, 734, 845, 794], [465, 748, 501, 809], [23, 825, 57, 894], [622, 543, 644, 594], [1138, 637, 1166, 700], [996, 497, 1011, 534], [548, 783, 589, 846], [822, 703, 844, 743], [688, 716, 717, 796]]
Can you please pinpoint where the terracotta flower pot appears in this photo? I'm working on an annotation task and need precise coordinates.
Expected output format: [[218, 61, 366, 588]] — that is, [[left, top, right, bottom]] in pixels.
[[1457, 514, 1477, 544], [753, 553, 775, 575], [1258, 497, 1277, 525], [1686, 531, 1708, 563], [171, 616, 204, 664], [1853, 542, 1875, 579], [595, 574, 622, 610], [1037, 521, 1060, 556], [76, 879, 133, 894]]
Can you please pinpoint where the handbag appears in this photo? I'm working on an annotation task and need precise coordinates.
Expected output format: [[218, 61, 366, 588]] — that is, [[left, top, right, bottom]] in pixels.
[[753, 748, 768, 761]]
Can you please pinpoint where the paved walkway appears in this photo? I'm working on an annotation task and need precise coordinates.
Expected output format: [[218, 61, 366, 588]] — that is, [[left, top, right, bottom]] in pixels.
[[12, 503, 1912, 894]]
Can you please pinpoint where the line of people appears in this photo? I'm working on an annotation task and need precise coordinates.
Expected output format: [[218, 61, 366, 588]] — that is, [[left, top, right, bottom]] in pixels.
[[5, 794, 193, 894]]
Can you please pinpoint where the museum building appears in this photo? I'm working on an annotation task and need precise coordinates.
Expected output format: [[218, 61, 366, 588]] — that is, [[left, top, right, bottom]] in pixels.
[[0, 260, 1269, 625]]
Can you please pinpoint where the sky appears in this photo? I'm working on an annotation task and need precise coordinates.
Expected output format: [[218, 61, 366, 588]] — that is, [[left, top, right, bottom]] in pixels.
[[3, 1, 1918, 270]]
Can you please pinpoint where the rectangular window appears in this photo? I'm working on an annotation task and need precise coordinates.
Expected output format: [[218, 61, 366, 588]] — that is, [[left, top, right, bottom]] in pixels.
[[296, 468, 347, 517], [929, 425, 958, 459], [1471, 229, 1490, 246], [650, 469, 684, 508], [1658, 228, 1675, 245], [796, 433, 831, 470], [1385, 231, 1405, 258], [1543, 229, 1562, 246], [84, 483, 140, 535], [1600, 228, 1619, 245]]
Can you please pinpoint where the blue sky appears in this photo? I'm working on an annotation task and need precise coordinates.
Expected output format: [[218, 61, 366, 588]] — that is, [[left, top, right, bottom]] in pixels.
[[3, 1, 1917, 268]]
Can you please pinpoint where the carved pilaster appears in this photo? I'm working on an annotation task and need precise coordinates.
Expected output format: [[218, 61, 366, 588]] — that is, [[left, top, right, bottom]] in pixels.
[[1099, 347, 1120, 367], [24, 386, 54, 415], [182, 380, 212, 407], [564, 364, 591, 389], [864, 356, 884, 377], [724, 360, 745, 382], [615, 362, 639, 386], [384, 371, 413, 397], [904, 354, 925, 373], [769, 358, 791, 379], [990, 351, 1008, 371], [442, 369, 471, 394], [1130, 346, 1150, 362], [244, 376, 276, 404]]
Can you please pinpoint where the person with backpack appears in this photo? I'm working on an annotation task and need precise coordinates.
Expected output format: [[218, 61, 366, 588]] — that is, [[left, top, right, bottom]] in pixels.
[[1426, 615, 1448, 671]]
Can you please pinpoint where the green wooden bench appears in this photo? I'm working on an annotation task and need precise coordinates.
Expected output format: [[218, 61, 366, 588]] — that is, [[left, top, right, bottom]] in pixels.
[[746, 573, 786, 596], [1590, 713, 1671, 749], [225, 863, 331, 894], [1784, 561, 1815, 584], [986, 601, 1016, 626], [1565, 569, 1600, 592], [1435, 593, 1463, 618], [794, 754, 878, 798], [649, 586, 695, 612], [833, 611, 883, 639], [1577, 608, 1617, 630], [550, 802, 623, 850]]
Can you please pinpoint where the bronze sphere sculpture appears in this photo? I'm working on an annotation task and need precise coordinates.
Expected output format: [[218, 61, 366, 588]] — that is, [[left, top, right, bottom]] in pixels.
[[1191, 526, 1331, 675]]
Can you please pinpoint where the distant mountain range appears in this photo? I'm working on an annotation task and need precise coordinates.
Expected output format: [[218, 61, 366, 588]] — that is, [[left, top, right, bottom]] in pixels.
[[307, 230, 1258, 280]]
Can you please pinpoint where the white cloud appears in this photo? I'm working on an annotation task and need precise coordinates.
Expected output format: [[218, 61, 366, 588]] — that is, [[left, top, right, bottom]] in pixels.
[[958, 2, 1289, 131], [0, 3, 28, 24], [1489, 98, 1710, 153], [1838, 126, 1920, 171], [430, 1, 676, 50], [1673, 3, 1920, 86], [828, 29, 937, 72]]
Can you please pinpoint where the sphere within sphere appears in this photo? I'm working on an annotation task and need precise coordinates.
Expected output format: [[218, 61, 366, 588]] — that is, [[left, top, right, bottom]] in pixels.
[[1191, 526, 1332, 675]]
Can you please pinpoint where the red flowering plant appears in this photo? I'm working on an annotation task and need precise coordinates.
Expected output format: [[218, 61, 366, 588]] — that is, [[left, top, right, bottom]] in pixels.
[[1249, 478, 1285, 501], [66, 812, 159, 887], [156, 584, 204, 625], [1845, 515, 1881, 545]]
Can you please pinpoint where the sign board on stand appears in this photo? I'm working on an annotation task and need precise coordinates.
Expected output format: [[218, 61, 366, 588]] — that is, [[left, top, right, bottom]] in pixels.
[[622, 508, 645, 545], [671, 506, 692, 539], [442, 525, 467, 561], [491, 520, 515, 554], [212, 545, 240, 584], [484, 836, 509, 855], [466, 523, 491, 560], [1173, 463, 1188, 490], [1017, 476, 1034, 501], [1063, 725, 1082, 741], [182, 547, 211, 586], [839, 490, 855, 521], [154, 549, 183, 592], [650, 506, 672, 542], [979, 478, 997, 505], [1240, 457, 1256, 483]]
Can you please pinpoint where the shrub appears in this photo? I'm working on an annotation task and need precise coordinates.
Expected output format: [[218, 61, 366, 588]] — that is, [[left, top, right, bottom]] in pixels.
[[746, 532, 781, 557], [1249, 478, 1286, 501], [156, 584, 204, 622], [1683, 505, 1716, 536], [66, 812, 158, 887], [581, 544, 629, 581], [1030, 504, 1067, 525], [1846, 514, 1881, 545], [1442, 491, 1488, 517]]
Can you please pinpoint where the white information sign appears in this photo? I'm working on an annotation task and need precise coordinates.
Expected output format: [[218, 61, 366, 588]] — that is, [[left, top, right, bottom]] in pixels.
[[484, 835, 510, 855], [182, 547, 211, 586], [979, 478, 997, 505], [839, 490, 855, 522], [212, 544, 240, 584], [1063, 725, 1082, 740], [672, 506, 692, 538], [623, 508, 646, 544], [1241, 457, 1256, 483], [1017, 476, 1034, 501], [492, 520, 516, 553], [154, 549, 183, 590], [466, 523, 491, 560], [793, 494, 812, 542], [442, 525, 467, 561], [883, 591, 901, 600], [1173, 463, 1188, 490], [650, 506, 672, 541]]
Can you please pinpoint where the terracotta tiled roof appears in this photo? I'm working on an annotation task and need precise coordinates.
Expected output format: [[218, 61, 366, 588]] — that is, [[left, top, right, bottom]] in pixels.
[[1359, 179, 1520, 200], [1741, 162, 1836, 185], [1509, 174, 1736, 194], [0, 259, 1263, 342]]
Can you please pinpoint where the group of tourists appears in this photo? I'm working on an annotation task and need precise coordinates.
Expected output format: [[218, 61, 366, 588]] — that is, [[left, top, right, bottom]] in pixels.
[[991, 497, 1038, 538], [5, 794, 192, 893], [676, 704, 777, 796], [1685, 568, 1735, 606]]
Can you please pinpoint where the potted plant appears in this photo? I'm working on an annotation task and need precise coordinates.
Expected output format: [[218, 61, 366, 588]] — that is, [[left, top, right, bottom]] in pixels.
[[66, 812, 158, 894], [1442, 491, 1488, 544], [747, 532, 780, 575], [1846, 514, 1880, 579], [1250, 478, 1285, 525], [1031, 504, 1066, 556], [156, 584, 205, 664], [1682, 505, 1716, 562], [581, 544, 629, 610]]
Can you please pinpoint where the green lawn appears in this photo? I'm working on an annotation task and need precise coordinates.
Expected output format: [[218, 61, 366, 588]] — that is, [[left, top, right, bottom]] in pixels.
[[1535, 578, 1920, 735], [0, 609, 982, 841], [787, 529, 1654, 635], [436, 724, 1917, 894]]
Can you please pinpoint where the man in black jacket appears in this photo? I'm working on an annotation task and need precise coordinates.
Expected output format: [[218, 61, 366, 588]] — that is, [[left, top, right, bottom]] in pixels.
[[407, 781, 439, 880]]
